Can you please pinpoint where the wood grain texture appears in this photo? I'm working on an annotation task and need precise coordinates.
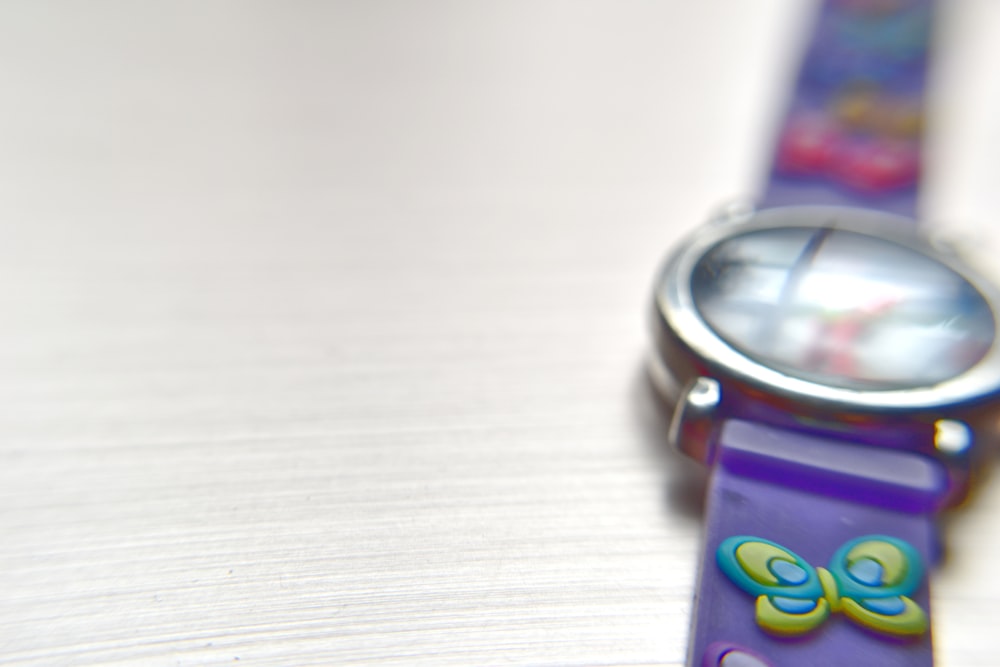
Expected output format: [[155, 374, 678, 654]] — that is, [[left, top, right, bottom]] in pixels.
[[1, 2, 998, 665]]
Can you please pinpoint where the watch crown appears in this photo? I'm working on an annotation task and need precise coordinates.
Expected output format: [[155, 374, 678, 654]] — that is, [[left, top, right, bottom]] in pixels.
[[669, 376, 721, 462]]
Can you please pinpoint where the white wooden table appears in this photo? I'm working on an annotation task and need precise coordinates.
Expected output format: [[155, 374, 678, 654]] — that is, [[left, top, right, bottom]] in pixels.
[[2, 2, 999, 665]]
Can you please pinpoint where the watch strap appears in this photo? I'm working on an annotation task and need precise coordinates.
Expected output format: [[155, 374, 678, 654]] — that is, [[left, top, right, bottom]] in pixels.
[[759, 0, 935, 218], [689, 420, 947, 667]]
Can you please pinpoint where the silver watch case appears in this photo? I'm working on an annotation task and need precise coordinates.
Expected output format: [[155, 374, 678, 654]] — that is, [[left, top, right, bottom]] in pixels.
[[651, 205, 1000, 424]]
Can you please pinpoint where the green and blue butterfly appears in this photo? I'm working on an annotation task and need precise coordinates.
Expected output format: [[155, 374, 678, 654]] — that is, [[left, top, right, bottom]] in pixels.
[[716, 535, 927, 638]]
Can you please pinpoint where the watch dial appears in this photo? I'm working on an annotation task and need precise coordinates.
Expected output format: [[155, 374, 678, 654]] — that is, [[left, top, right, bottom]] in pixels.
[[690, 227, 995, 390]]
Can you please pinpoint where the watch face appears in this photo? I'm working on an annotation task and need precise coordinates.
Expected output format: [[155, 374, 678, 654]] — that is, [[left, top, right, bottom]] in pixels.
[[690, 226, 996, 391]]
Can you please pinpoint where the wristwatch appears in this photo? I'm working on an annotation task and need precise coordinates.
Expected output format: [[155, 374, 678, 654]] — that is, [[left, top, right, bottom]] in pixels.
[[648, 2, 1000, 666]]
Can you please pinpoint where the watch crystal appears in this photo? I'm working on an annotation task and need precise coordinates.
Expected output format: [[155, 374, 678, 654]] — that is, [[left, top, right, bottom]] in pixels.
[[690, 227, 995, 390]]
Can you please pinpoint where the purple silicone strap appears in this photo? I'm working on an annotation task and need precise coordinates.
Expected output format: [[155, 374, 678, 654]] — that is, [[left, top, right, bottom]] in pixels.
[[759, 0, 935, 218], [690, 3, 943, 665], [690, 420, 948, 667]]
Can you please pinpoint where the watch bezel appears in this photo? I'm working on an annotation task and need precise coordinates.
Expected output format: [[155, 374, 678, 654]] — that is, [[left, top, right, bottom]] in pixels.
[[654, 205, 1000, 414]]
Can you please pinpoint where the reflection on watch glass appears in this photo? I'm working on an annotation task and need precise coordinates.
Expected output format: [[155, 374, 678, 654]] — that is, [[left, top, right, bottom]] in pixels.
[[690, 227, 995, 390]]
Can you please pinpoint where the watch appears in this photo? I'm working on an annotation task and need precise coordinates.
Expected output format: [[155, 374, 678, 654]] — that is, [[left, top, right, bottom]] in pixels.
[[648, 2, 1000, 666]]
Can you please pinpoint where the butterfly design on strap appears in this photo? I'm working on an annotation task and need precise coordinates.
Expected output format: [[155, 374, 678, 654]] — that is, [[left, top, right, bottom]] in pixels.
[[716, 535, 927, 638]]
